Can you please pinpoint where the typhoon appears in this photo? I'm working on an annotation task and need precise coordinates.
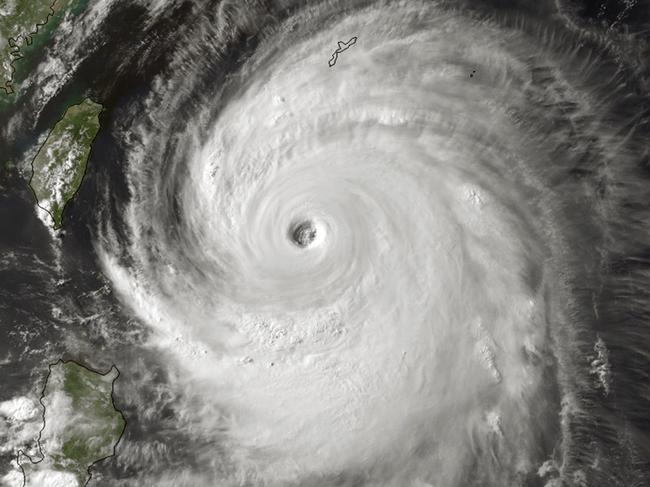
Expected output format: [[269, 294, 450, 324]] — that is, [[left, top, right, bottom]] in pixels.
[[4, 0, 646, 486]]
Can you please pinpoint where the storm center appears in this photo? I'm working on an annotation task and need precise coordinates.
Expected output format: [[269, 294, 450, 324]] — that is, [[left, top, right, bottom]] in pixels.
[[290, 220, 318, 248]]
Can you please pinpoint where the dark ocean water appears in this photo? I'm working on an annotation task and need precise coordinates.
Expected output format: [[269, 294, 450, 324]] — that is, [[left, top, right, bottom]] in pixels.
[[1, 1, 649, 486]]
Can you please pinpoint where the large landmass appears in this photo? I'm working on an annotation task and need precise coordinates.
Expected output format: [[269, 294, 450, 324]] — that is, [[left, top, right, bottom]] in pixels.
[[29, 97, 102, 229], [0, 0, 75, 95], [18, 361, 125, 487]]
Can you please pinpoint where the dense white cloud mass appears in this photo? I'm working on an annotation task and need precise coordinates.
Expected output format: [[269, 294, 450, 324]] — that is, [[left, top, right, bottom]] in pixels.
[[94, 1, 645, 485]]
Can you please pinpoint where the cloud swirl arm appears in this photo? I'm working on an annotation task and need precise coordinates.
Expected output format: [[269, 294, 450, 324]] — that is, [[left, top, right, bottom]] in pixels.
[[93, 1, 650, 485]]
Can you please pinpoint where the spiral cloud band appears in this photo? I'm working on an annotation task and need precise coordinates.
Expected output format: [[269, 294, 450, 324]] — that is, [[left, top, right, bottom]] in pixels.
[[95, 1, 645, 485]]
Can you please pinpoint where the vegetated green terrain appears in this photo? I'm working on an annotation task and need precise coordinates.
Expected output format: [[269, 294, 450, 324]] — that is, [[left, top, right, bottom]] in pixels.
[[20, 361, 125, 487], [0, 0, 73, 94], [29, 97, 102, 229]]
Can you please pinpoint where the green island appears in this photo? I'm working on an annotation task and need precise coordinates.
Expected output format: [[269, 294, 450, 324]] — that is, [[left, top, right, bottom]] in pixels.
[[29, 97, 102, 229], [0, 0, 77, 95], [19, 360, 126, 487]]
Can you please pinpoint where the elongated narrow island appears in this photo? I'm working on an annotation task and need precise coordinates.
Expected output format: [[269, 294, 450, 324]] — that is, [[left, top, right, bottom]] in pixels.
[[29, 98, 102, 229], [18, 360, 125, 487]]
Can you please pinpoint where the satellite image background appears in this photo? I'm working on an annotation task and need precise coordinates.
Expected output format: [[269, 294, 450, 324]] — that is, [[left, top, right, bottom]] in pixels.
[[1, 0, 649, 486]]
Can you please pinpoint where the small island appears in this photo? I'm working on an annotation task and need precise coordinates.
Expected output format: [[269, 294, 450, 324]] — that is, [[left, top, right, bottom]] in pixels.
[[328, 36, 357, 67], [18, 360, 125, 487], [29, 98, 102, 229]]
